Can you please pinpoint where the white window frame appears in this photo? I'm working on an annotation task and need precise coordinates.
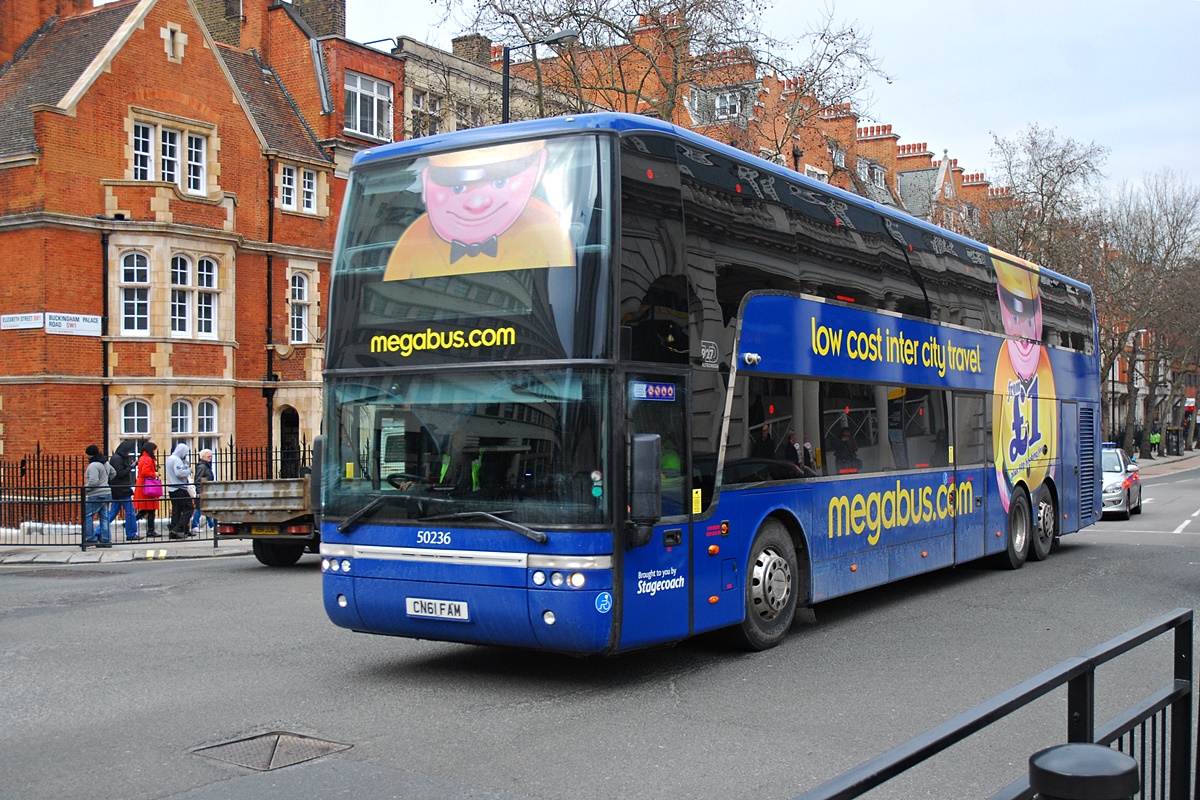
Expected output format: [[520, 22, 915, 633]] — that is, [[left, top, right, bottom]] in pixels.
[[168, 252, 220, 340], [131, 113, 211, 196], [290, 272, 310, 344], [197, 399, 219, 453], [121, 399, 150, 438], [456, 103, 482, 131], [133, 123, 153, 181], [171, 399, 193, 450], [160, 128, 180, 185], [170, 254, 191, 335], [344, 71, 392, 140], [301, 169, 317, 213], [280, 165, 297, 210], [412, 90, 443, 138], [196, 257, 217, 338], [171, 398, 220, 452], [856, 159, 870, 182], [187, 133, 206, 194], [805, 164, 830, 183], [715, 92, 741, 119], [872, 165, 886, 188], [120, 252, 150, 335]]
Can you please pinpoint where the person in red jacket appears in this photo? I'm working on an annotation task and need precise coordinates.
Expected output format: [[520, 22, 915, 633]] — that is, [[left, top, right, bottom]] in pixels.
[[132, 441, 161, 538]]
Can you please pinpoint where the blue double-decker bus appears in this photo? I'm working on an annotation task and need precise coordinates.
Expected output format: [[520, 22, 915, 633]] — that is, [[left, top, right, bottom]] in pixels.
[[317, 113, 1101, 653]]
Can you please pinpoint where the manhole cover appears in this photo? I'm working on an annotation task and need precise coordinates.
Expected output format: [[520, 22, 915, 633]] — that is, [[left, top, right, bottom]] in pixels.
[[8, 569, 125, 579], [194, 732, 352, 771]]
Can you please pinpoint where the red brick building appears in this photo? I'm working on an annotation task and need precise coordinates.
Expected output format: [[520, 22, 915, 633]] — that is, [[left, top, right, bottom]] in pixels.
[[0, 0, 406, 458]]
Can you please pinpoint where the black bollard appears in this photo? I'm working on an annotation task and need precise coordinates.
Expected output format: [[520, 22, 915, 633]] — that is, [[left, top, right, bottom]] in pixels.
[[1029, 743, 1139, 800]]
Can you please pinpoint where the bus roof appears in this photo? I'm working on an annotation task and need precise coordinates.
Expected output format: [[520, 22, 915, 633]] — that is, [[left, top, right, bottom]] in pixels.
[[351, 112, 1090, 294]]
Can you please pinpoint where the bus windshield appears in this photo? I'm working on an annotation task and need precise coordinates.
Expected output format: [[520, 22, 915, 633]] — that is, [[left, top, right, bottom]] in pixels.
[[325, 368, 609, 526], [326, 134, 613, 369]]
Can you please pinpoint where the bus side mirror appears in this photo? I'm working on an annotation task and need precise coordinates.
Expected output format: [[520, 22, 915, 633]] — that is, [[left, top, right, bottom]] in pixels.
[[628, 433, 662, 548], [310, 435, 324, 513]]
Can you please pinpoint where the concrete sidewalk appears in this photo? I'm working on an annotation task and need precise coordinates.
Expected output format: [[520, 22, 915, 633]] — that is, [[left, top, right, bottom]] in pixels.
[[2, 449, 1197, 566], [0, 538, 252, 565]]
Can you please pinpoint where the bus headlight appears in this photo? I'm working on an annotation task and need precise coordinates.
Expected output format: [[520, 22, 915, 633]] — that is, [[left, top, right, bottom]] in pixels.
[[322, 558, 330, 571], [532, 571, 546, 586], [568, 572, 586, 588], [542, 610, 556, 625], [550, 572, 565, 587], [341, 560, 351, 572]]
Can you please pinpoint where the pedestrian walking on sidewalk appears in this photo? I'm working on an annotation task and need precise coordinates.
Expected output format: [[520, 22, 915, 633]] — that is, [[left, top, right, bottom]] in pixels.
[[107, 439, 140, 541], [190, 448, 216, 534], [165, 442, 194, 539], [83, 444, 115, 548], [133, 441, 161, 537]]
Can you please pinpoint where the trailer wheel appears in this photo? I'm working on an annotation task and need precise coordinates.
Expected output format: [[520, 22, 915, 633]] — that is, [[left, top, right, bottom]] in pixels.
[[252, 540, 305, 567], [732, 519, 797, 651]]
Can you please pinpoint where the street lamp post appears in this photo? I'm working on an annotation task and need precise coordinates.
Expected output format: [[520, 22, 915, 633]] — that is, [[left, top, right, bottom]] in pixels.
[[501, 28, 578, 124]]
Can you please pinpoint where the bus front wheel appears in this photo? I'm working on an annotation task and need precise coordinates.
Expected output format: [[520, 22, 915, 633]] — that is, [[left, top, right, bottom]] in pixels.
[[995, 489, 1031, 570], [734, 519, 798, 651]]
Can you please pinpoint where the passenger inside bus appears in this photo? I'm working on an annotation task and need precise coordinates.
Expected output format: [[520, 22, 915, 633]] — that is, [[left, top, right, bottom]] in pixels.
[[833, 428, 862, 473]]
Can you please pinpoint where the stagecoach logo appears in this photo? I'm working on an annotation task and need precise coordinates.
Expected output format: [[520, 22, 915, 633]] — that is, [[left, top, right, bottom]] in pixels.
[[636, 567, 685, 596]]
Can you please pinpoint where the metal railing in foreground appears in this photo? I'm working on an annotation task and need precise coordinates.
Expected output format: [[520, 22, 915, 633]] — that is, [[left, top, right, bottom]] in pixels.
[[795, 608, 1194, 800]]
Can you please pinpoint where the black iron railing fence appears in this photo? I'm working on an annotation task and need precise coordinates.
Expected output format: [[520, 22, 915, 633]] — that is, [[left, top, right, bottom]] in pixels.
[[0, 447, 310, 546], [795, 608, 1195, 800]]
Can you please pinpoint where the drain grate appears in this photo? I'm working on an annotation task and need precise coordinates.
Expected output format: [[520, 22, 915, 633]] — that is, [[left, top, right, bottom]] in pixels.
[[194, 732, 352, 771]]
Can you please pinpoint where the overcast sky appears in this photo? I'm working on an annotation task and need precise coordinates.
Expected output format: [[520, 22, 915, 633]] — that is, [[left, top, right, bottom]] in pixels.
[[346, 0, 1200, 191]]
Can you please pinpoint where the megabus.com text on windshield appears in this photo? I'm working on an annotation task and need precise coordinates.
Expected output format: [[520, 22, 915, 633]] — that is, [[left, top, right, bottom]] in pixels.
[[371, 326, 517, 357]]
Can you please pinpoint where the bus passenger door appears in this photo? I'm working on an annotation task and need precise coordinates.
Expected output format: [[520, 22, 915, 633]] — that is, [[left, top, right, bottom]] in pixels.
[[620, 373, 691, 649]]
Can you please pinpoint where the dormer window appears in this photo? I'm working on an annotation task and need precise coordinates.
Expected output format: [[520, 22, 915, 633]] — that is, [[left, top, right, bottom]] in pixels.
[[715, 92, 741, 119]]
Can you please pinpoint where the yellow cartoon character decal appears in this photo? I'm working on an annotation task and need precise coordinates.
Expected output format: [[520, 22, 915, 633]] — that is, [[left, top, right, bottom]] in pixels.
[[383, 140, 575, 282], [991, 251, 1057, 511]]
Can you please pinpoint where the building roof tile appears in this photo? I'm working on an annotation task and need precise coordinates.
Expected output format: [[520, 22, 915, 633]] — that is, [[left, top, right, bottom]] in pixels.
[[0, 2, 137, 159], [218, 44, 331, 164]]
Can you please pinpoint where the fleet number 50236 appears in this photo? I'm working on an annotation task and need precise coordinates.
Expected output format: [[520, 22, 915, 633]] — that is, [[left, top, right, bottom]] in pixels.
[[416, 529, 452, 545]]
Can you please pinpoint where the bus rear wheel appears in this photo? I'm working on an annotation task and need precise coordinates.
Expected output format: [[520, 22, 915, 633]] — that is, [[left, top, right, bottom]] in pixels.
[[995, 489, 1031, 570], [1030, 488, 1057, 561], [734, 519, 798, 651], [253, 540, 305, 567]]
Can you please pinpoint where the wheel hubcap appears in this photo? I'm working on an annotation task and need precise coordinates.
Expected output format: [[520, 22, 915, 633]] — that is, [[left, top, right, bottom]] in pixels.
[[1036, 500, 1055, 541], [1011, 508, 1029, 552], [750, 546, 792, 621]]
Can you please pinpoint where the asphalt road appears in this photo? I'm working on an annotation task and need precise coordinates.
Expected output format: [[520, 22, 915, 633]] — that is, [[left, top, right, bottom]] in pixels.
[[3, 467, 1200, 800]]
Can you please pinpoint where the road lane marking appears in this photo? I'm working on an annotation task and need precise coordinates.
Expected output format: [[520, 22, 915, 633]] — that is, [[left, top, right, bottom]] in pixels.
[[1173, 520, 1192, 534], [1192, 508, 1200, 517]]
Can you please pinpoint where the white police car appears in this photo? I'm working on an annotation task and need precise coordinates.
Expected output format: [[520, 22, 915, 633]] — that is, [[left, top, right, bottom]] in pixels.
[[1101, 443, 1142, 520]]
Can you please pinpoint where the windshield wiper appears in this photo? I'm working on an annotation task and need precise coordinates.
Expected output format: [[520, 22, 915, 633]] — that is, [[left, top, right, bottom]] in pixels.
[[421, 510, 549, 544], [338, 495, 388, 534], [337, 491, 455, 534]]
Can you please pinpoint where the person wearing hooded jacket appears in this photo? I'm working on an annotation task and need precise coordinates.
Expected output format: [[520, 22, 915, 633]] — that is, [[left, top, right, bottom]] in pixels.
[[83, 444, 116, 547], [106, 439, 140, 541], [165, 442, 194, 539]]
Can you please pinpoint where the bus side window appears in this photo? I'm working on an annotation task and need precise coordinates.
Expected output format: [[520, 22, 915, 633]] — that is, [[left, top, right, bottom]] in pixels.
[[954, 393, 990, 465]]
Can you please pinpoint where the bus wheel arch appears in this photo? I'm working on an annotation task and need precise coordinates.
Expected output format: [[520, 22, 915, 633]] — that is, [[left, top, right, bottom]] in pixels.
[[732, 514, 806, 651], [994, 485, 1032, 570], [1030, 481, 1059, 561]]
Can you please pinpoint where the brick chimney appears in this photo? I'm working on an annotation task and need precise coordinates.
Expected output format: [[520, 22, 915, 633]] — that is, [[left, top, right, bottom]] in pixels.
[[291, 0, 345, 37], [1, 0, 93, 66], [452, 33, 493, 65]]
